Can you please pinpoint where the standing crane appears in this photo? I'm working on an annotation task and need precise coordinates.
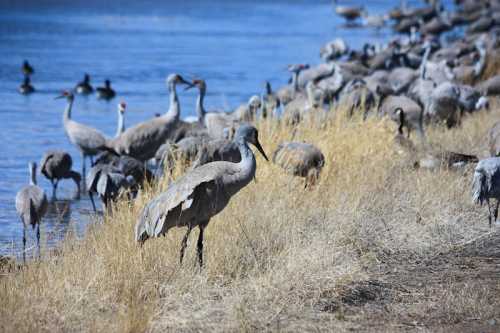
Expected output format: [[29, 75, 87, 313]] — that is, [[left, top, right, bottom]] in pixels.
[[135, 124, 268, 267], [56, 90, 109, 176], [40, 150, 81, 199], [472, 157, 500, 227], [108, 74, 191, 161], [15, 162, 48, 262]]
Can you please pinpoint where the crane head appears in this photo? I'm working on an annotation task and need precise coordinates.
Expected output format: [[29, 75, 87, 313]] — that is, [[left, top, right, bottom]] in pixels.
[[235, 124, 269, 162], [166, 74, 191, 87], [118, 101, 126, 114], [55, 90, 74, 100], [185, 78, 206, 91]]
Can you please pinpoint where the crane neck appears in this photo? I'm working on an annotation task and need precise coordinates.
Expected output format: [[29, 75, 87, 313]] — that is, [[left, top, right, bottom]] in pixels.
[[292, 72, 300, 96], [63, 97, 74, 123], [29, 164, 37, 186], [233, 139, 256, 192], [196, 86, 207, 125], [166, 81, 181, 120], [115, 111, 125, 138]]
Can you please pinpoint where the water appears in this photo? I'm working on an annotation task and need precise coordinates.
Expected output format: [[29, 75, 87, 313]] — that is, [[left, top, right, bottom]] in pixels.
[[0, 0, 450, 256]]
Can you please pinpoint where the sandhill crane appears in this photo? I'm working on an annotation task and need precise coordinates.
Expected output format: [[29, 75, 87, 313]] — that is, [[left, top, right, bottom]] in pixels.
[[96, 79, 116, 100], [155, 136, 204, 172], [135, 124, 269, 267], [478, 75, 500, 96], [94, 152, 153, 189], [75, 73, 94, 95], [115, 102, 126, 138], [57, 90, 109, 176], [262, 81, 280, 118], [18, 75, 35, 95], [277, 64, 310, 105], [320, 38, 349, 61], [22, 60, 34, 76], [416, 151, 478, 170], [472, 157, 500, 227], [87, 163, 135, 213], [108, 74, 191, 161], [15, 162, 48, 262], [40, 150, 81, 198], [272, 142, 325, 188], [487, 121, 500, 157], [187, 79, 239, 140], [231, 96, 262, 122]]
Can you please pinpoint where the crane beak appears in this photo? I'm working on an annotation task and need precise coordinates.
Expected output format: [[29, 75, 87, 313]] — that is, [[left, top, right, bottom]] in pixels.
[[55, 94, 65, 99], [184, 83, 195, 91], [253, 140, 269, 162]]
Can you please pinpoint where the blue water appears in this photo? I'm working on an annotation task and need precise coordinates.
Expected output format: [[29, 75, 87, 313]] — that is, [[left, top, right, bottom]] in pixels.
[[0, 0, 449, 256]]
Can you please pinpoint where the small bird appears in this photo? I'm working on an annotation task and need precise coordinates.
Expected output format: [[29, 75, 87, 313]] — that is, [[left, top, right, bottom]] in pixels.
[[18, 75, 35, 95], [472, 157, 500, 227], [40, 150, 81, 199], [15, 162, 48, 262], [22, 60, 34, 76], [75, 73, 94, 95], [96, 79, 116, 100], [135, 124, 268, 267], [272, 142, 325, 188]]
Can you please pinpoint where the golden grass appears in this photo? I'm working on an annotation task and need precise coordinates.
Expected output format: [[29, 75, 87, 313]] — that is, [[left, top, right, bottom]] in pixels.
[[0, 106, 498, 332]]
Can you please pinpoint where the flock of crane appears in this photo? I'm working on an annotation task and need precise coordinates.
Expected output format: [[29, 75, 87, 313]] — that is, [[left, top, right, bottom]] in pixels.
[[13, 0, 500, 266]]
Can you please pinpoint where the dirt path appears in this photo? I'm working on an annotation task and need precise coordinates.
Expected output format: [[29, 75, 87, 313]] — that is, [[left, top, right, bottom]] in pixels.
[[317, 231, 500, 332]]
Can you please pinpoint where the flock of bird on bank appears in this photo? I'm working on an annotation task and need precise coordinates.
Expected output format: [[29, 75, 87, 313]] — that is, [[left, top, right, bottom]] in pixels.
[[13, 0, 500, 267]]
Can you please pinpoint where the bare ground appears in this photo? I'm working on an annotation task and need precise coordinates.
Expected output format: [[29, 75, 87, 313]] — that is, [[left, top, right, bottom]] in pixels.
[[316, 230, 500, 332]]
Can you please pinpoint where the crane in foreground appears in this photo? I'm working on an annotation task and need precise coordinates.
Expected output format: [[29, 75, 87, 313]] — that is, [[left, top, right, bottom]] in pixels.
[[135, 124, 268, 267], [15, 162, 48, 262]]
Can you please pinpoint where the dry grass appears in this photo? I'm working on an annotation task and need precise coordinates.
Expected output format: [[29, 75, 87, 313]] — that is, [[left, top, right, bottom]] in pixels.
[[0, 105, 499, 332]]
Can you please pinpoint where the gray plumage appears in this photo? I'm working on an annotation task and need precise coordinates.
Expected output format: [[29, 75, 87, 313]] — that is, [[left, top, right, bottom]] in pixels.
[[272, 142, 325, 187], [86, 163, 135, 212], [40, 150, 81, 198], [488, 121, 500, 157], [472, 157, 500, 227], [108, 74, 190, 161], [15, 162, 48, 262], [155, 136, 204, 172], [192, 137, 243, 169], [57, 91, 108, 176], [135, 124, 269, 267]]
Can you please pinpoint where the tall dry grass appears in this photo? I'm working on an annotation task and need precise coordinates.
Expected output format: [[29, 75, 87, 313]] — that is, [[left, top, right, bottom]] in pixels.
[[0, 105, 498, 332]]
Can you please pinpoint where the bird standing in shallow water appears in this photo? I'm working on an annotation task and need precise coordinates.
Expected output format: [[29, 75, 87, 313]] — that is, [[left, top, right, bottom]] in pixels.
[[135, 124, 268, 267], [40, 150, 81, 199], [15, 162, 48, 263], [56, 90, 109, 177]]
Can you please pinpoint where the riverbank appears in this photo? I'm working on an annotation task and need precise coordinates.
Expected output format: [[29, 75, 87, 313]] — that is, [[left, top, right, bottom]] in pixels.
[[1, 102, 499, 331]]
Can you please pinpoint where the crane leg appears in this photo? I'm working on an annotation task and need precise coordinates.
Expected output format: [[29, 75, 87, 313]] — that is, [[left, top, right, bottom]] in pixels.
[[22, 223, 26, 264], [53, 181, 59, 200], [81, 153, 86, 179], [88, 191, 97, 213], [487, 199, 492, 228], [495, 200, 500, 225], [179, 224, 193, 265], [197, 221, 208, 268], [36, 223, 41, 260]]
